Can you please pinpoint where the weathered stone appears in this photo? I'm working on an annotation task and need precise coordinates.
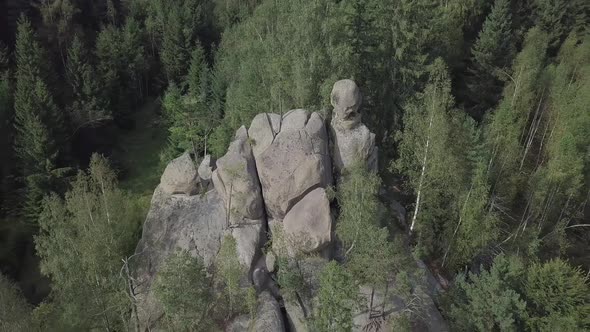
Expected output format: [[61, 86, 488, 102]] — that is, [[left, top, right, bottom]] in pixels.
[[331, 116, 378, 174], [283, 188, 332, 253], [252, 259, 270, 290], [133, 187, 226, 330], [281, 109, 309, 131], [253, 292, 286, 332], [255, 111, 331, 219], [285, 300, 309, 332], [248, 113, 282, 158], [331, 79, 362, 129], [329, 79, 378, 174], [159, 153, 199, 195], [228, 315, 251, 332], [213, 126, 264, 221], [231, 221, 264, 271], [198, 154, 213, 181]]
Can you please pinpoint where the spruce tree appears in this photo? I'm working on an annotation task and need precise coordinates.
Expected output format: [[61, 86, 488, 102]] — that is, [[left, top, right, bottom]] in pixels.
[[66, 35, 110, 129], [315, 261, 357, 332], [13, 16, 65, 219], [467, 0, 515, 118]]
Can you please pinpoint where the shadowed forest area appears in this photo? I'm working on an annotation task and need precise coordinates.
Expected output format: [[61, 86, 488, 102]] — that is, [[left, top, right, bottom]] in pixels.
[[0, 0, 589, 331]]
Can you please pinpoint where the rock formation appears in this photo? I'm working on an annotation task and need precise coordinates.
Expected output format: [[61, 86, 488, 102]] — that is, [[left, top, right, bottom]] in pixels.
[[132, 79, 446, 332], [133, 186, 226, 330], [330, 79, 378, 174], [252, 109, 332, 221], [159, 152, 200, 195]]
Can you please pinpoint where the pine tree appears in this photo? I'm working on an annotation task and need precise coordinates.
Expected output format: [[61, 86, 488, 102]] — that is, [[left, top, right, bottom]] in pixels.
[[66, 35, 110, 129], [533, 0, 577, 49], [336, 162, 395, 316], [315, 261, 357, 332], [13, 16, 65, 219], [467, 0, 515, 118], [216, 235, 245, 315], [153, 250, 215, 331]]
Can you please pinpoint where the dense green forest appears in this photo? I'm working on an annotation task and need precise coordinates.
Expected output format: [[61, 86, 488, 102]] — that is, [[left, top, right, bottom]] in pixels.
[[0, 0, 588, 330]]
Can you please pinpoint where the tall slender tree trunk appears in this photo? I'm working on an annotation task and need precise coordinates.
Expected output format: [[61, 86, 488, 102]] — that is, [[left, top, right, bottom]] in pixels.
[[410, 109, 434, 232]]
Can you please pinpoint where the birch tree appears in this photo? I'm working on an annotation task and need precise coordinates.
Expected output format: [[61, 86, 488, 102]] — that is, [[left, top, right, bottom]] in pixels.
[[35, 154, 142, 329], [393, 58, 469, 258]]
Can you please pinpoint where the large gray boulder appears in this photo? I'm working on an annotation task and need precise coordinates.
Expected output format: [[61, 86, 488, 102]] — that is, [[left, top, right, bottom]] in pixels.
[[330, 80, 378, 174], [284, 300, 309, 332], [133, 187, 226, 330], [213, 126, 264, 222], [283, 187, 332, 253], [159, 153, 199, 195], [253, 292, 286, 332], [330, 79, 362, 129], [253, 110, 332, 219], [248, 113, 282, 158], [198, 154, 213, 181], [231, 221, 265, 271]]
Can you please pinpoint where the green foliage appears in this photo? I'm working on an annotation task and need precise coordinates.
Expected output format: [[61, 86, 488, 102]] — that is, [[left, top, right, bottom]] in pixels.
[[216, 234, 246, 315], [314, 261, 357, 332], [96, 19, 147, 119], [447, 254, 590, 331], [65, 35, 110, 128], [162, 43, 219, 158], [14, 15, 66, 220], [35, 154, 142, 329], [467, 0, 515, 115], [0, 273, 33, 331], [336, 162, 394, 289], [276, 256, 305, 302], [144, 0, 211, 84], [447, 254, 528, 331], [245, 286, 258, 319], [525, 259, 590, 330], [393, 59, 471, 259], [153, 250, 215, 331], [533, 0, 587, 49]]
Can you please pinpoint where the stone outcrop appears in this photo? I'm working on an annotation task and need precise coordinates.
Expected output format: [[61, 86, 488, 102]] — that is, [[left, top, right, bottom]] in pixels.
[[253, 292, 286, 332], [231, 222, 264, 269], [330, 79, 378, 174], [133, 186, 226, 330], [198, 154, 213, 181], [132, 79, 447, 332], [283, 187, 332, 253], [213, 126, 264, 222], [211, 126, 267, 273], [253, 110, 332, 220], [159, 152, 199, 195]]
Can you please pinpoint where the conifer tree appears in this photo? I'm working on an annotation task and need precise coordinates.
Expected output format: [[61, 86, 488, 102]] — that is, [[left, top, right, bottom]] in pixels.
[[467, 0, 515, 117], [315, 261, 357, 332], [153, 250, 215, 331], [13, 16, 65, 219], [66, 35, 110, 129]]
